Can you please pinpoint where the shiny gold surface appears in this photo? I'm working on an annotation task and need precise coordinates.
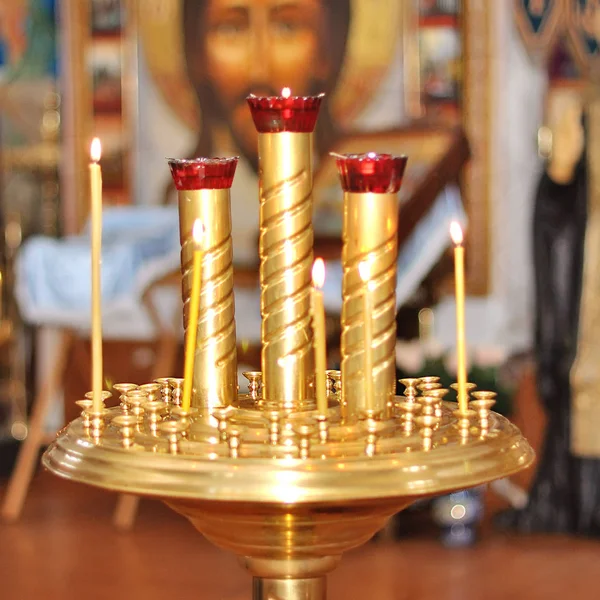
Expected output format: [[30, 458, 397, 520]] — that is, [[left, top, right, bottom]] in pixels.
[[44, 390, 533, 501], [44, 377, 533, 598], [178, 189, 237, 409], [258, 132, 314, 408], [341, 192, 399, 417]]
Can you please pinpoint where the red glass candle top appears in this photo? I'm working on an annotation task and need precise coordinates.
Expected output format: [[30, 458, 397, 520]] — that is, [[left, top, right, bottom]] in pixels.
[[246, 92, 324, 133], [334, 153, 408, 193], [168, 157, 238, 190]]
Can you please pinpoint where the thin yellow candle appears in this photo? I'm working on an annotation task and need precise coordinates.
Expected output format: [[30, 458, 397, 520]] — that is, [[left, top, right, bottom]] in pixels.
[[89, 138, 103, 414], [181, 219, 204, 412], [311, 258, 328, 416], [450, 221, 468, 414], [358, 260, 374, 413]]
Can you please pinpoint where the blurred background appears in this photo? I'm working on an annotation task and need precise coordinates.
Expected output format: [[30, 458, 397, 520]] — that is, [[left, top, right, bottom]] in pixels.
[[0, 1, 599, 598]]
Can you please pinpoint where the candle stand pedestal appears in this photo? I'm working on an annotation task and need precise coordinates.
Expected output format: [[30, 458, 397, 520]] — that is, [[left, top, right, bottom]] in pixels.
[[43, 382, 533, 600]]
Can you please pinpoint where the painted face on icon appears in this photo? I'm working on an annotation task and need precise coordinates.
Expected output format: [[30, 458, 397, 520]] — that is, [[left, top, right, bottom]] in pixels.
[[191, 0, 330, 160]]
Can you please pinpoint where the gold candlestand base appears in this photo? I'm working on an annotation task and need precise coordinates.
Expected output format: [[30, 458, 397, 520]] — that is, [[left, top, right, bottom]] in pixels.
[[43, 379, 534, 600]]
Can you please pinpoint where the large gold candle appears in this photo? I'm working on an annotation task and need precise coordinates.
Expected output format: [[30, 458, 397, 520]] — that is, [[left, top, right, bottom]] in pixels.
[[335, 153, 408, 418], [168, 158, 238, 410], [247, 90, 323, 408]]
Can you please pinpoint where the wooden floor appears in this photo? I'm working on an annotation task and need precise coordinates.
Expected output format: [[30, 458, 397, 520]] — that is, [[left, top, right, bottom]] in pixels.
[[1, 472, 599, 600]]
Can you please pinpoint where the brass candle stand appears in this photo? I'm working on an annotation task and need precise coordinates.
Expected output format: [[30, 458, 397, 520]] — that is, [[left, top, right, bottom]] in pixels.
[[43, 95, 533, 600], [44, 379, 533, 600]]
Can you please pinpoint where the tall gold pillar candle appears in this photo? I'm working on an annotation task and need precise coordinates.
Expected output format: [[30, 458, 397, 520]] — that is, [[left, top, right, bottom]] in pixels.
[[89, 138, 104, 414], [450, 222, 468, 414], [247, 91, 323, 408], [358, 261, 375, 413], [311, 258, 327, 416], [335, 153, 408, 419], [181, 220, 204, 413], [168, 158, 239, 410]]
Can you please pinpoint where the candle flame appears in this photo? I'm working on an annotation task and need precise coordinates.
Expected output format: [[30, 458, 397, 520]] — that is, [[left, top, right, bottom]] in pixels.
[[281, 87, 291, 98], [192, 219, 205, 246], [358, 260, 371, 282], [312, 258, 325, 289], [90, 137, 102, 162], [450, 221, 463, 246]]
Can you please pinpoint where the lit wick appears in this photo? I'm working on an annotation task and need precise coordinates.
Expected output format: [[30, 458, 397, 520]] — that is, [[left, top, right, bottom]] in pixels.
[[358, 260, 374, 413], [281, 87, 291, 98], [89, 138, 103, 414], [450, 221, 468, 414], [181, 219, 205, 413], [311, 258, 327, 416]]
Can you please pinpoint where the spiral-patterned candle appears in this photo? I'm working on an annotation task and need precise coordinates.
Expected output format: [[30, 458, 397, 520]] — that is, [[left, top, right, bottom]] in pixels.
[[168, 158, 238, 410], [335, 153, 408, 418], [248, 93, 323, 408]]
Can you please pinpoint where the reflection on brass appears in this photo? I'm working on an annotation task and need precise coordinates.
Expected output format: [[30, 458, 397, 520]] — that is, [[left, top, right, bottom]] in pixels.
[[470, 391, 497, 431], [414, 414, 440, 451], [75, 400, 93, 428], [341, 192, 399, 417], [243, 371, 262, 400], [143, 401, 167, 435], [159, 420, 188, 454], [112, 415, 139, 449], [258, 132, 314, 409], [154, 378, 172, 404], [397, 400, 421, 434], [427, 387, 449, 414], [179, 189, 237, 410], [450, 381, 477, 402], [44, 379, 534, 599], [168, 377, 184, 406], [453, 409, 477, 443], [113, 383, 138, 413]]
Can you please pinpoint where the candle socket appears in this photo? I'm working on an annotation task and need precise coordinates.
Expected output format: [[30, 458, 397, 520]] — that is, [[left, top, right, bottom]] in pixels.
[[227, 425, 242, 458], [426, 388, 449, 419], [138, 383, 161, 401], [89, 409, 109, 442], [450, 382, 477, 407], [399, 378, 421, 401], [267, 411, 282, 446], [453, 409, 477, 442], [213, 406, 235, 442], [360, 415, 386, 457], [84, 390, 112, 406], [257, 131, 315, 409], [420, 396, 438, 417], [113, 383, 138, 413], [168, 378, 184, 407], [243, 371, 263, 401], [178, 188, 237, 410], [159, 420, 188, 454], [470, 391, 497, 431], [170, 406, 199, 426], [397, 400, 422, 434], [294, 424, 317, 459], [415, 415, 441, 451], [75, 400, 94, 429], [112, 414, 139, 448], [143, 401, 167, 435], [154, 378, 173, 404], [314, 414, 329, 444]]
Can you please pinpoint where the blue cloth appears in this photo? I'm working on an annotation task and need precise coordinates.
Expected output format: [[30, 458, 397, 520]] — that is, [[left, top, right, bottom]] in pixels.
[[16, 206, 181, 336]]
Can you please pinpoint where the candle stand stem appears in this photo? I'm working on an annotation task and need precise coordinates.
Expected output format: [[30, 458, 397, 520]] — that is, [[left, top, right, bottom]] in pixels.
[[253, 577, 326, 600]]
